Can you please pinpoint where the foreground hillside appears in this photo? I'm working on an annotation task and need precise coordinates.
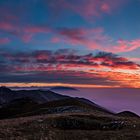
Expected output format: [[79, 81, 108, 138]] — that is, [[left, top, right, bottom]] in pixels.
[[0, 113, 140, 140]]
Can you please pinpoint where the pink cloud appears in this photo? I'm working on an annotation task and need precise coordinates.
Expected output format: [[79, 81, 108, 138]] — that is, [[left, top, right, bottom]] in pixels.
[[56, 27, 140, 53], [0, 22, 14, 31], [109, 39, 140, 53], [24, 26, 51, 34], [101, 3, 111, 13], [0, 21, 52, 43], [51, 37, 61, 43], [0, 38, 10, 44], [21, 34, 33, 43], [85, 37, 140, 53], [47, 0, 127, 20], [128, 57, 140, 63], [57, 27, 106, 48], [20, 26, 52, 43], [3, 50, 140, 71], [0, 20, 139, 53]]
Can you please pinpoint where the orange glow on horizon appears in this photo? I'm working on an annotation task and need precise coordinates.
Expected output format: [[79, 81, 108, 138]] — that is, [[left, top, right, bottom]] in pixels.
[[0, 82, 139, 88], [0, 82, 121, 88]]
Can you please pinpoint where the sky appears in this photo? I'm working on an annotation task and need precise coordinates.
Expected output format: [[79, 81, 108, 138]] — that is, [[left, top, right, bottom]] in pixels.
[[0, 0, 140, 88]]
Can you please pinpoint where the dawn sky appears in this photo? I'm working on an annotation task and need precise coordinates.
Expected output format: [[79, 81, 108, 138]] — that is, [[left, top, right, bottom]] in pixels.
[[0, 0, 140, 88]]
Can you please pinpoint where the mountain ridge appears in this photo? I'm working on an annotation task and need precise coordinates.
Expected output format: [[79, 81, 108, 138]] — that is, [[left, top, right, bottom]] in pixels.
[[0, 87, 139, 120]]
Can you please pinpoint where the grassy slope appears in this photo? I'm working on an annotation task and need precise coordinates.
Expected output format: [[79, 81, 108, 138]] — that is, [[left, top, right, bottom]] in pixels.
[[0, 113, 140, 140]]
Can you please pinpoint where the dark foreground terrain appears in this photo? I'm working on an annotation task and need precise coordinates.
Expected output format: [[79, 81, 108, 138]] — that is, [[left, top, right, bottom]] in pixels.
[[0, 87, 140, 140], [0, 113, 140, 140]]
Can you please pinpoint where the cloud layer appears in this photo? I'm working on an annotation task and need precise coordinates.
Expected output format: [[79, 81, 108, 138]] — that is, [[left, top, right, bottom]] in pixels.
[[0, 49, 140, 87], [47, 0, 127, 20], [1, 20, 140, 53]]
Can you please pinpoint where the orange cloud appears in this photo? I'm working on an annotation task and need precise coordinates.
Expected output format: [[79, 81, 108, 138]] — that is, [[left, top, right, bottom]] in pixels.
[[88, 70, 140, 88]]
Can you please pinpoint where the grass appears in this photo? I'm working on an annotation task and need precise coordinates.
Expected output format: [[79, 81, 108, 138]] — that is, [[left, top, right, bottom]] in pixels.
[[0, 113, 140, 140]]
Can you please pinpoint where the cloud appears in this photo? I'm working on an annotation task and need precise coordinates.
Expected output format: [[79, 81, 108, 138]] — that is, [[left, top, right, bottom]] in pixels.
[[94, 52, 140, 70], [128, 57, 140, 63], [0, 21, 52, 43], [47, 0, 127, 20], [0, 71, 120, 87], [111, 39, 140, 53], [55, 27, 108, 49], [53, 27, 140, 53], [0, 18, 139, 52], [51, 37, 61, 43], [24, 26, 51, 34], [1, 49, 139, 73], [0, 22, 14, 31], [0, 38, 10, 44], [0, 49, 140, 87]]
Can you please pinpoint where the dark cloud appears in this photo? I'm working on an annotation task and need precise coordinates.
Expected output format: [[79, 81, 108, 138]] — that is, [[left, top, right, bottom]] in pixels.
[[0, 49, 139, 74], [0, 71, 119, 86]]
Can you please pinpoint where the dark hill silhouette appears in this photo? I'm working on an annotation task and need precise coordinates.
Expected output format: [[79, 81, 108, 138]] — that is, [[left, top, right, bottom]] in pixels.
[[0, 87, 69, 105], [0, 96, 114, 119], [0, 87, 114, 119], [117, 111, 139, 118], [0, 87, 139, 121], [0, 97, 39, 119], [50, 86, 78, 91]]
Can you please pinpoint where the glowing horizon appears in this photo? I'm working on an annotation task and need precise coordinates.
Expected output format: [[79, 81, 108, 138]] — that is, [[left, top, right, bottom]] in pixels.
[[0, 82, 140, 88]]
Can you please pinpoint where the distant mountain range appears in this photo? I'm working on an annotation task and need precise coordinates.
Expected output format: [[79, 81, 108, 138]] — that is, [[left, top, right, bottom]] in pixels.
[[0, 86, 139, 120], [50, 86, 78, 91], [0, 86, 69, 105]]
